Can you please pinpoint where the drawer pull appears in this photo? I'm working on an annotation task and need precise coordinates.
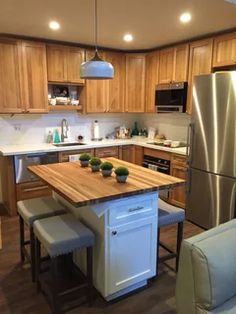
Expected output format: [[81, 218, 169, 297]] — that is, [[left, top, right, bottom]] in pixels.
[[24, 186, 49, 192], [128, 206, 144, 213], [112, 231, 117, 236]]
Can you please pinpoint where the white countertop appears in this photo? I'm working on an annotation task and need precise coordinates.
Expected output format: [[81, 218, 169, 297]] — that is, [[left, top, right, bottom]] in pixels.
[[0, 138, 187, 156]]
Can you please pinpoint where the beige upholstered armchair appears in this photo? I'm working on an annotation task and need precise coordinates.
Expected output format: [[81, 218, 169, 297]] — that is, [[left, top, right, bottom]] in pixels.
[[176, 219, 236, 314]]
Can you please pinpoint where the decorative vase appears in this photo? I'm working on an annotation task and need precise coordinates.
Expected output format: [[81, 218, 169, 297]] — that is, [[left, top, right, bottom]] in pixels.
[[116, 175, 128, 183], [91, 165, 100, 172], [101, 169, 112, 177], [80, 160, 89, 167]]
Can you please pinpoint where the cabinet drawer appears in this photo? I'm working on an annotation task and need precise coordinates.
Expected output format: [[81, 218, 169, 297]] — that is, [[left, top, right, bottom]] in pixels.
[[95, 147, 119, 158], [108, 192, 158, 226], [58, 149, 94, 162], [143, 148, 171, 161], [16, 181, 52, 201], [171, 154, 187, 167]]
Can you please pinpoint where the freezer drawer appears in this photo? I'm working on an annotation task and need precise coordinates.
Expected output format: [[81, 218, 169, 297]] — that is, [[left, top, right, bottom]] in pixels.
[[186, 168, 236, 229]]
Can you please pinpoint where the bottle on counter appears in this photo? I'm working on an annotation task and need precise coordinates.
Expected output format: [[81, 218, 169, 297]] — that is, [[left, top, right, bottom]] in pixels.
[[54, 129, 61, 143], [131, 121, 139, 137], [93, 120, 100, 140], [46, 130, 53, 143]]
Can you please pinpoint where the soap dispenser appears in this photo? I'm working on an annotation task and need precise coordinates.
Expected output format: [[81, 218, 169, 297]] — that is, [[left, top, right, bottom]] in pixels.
[[54, 129, 61, 143]]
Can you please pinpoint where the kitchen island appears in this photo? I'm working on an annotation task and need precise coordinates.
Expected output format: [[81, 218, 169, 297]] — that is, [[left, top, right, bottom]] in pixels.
[[28, 158, 184, 301]]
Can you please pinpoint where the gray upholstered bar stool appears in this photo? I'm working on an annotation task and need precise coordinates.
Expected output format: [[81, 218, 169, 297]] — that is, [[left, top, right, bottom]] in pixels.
[[33, 213, 95, 314], [17, 197, 65, 282], [157, 198, 185, 273]]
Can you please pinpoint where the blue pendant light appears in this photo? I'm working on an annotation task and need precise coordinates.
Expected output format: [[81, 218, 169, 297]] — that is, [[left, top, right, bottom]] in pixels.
[[80, 0, 114, 80]]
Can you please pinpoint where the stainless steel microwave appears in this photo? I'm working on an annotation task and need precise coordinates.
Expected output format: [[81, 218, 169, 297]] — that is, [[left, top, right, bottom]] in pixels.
[[155, 81, 188, 113]]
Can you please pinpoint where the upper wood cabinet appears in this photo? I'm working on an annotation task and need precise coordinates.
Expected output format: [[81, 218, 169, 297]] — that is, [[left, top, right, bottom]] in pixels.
[[145, 51, 159, 113], [22, 41, 48, 113], [105, 51, 126, 113], [46, 45, 85, 84], [158, 44, 189, 84], [187, 39, 213, 114], [0, 39, 23, 113], [213, 32, 236, 67], [83, 50, 109, 113], [125, 54, 146, 113]]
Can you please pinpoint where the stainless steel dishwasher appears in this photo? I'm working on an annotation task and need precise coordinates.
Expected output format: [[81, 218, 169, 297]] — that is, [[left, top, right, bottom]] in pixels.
[[14, 152, 58, 183]]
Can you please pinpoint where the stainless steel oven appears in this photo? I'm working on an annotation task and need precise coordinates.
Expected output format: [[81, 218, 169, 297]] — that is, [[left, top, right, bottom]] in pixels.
[[14, 152, 58, 183]]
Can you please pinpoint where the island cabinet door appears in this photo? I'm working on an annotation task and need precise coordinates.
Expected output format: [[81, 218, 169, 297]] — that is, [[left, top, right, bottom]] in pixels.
[[107, 216, 157, 295]]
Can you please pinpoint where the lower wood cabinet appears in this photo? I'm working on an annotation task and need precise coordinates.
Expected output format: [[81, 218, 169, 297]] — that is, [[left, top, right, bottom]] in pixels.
[[58, 149, 94, 162], [133, 146, 144, 166], [121, 145, 134, 163], [169, 154, 187, 208], [16, 181, 51, 201], [94, 147, 119, 158]]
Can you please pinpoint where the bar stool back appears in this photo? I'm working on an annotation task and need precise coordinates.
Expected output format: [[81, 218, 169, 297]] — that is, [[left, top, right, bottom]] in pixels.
[[17, 197, 65, 281], [33, 213, 95, 314], [157, 198, 185, 272]]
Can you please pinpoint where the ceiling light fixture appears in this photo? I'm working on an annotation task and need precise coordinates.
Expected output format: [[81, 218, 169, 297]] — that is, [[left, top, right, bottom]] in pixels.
[[49, 21, 60, 30], [179, 12, 192, 23], [80, 0, 114, 80], [123, 34, 133, 42]]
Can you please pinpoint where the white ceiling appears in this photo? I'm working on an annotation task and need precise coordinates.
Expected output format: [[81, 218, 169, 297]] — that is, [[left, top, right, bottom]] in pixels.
[[0, 0, 236, 50]]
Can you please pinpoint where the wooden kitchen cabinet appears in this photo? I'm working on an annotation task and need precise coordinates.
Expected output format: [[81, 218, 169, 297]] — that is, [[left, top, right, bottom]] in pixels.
[[22, 41, 49, 113], [145, 51, 159, 112], [213, 32, 236, 67], [187, 38, 213, 114], [133, 145, 144, 166], [169, 154, 187, 208], [16, 181, 51, 201], [58, 149, 94, 162], [0, 38, 23, 114], [47, 44, 85, 84], [125, 54, 146, 113], [95, 147, 119, 158], [158, 44, 189, 84], [121, 145, 134, 163], [105, 51, 126, 112]]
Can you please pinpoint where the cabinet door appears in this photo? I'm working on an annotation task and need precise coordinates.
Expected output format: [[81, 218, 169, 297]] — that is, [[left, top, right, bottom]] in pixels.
[[173, 44, 189, 82], [85, 50, 109, 113], [145, 51, 159, 113], [107, 216, 157, 294], [187, 39, 213, 114], [95, 147, 119, 158], [67, 47, 85, 84], [121, 145, 134, 163], [0, 39, 23, 113], [169, 164, 187, 208], [46, 45, 67, 82], [158, 48, 174, 84], [105, 51, 125, 112], [125, 54, 145, 113], [213, 32, 236, 67], [133, 145, 143, 166], [22, 41, 48, 113]]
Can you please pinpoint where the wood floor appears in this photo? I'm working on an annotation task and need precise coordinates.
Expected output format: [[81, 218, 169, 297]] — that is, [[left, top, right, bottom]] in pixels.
[[0, 215, 203, 314]]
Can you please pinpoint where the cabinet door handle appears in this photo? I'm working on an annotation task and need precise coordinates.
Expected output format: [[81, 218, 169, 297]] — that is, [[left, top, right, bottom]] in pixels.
[[112, 231, 117, 236], [128, 206, 144, 213]]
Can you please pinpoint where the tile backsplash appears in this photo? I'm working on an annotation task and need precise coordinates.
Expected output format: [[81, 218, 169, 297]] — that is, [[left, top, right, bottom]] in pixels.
[[0, 112, 190, 145]]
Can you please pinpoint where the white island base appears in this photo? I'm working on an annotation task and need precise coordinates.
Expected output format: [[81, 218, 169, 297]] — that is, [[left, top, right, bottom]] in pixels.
[[57, 191, 158, 301]]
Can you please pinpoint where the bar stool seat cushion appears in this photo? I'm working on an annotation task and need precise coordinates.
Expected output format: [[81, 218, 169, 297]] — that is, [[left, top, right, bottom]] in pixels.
[[158, 199, 185, 228], [17, 197, 66, 227], [33, 213, 95, 257]]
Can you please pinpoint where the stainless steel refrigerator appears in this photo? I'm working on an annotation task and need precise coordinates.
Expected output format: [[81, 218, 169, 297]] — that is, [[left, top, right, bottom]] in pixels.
[[186, 71, 236, 229]]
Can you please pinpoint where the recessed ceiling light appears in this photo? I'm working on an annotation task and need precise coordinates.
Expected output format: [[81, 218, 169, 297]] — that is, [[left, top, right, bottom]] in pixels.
[[179, 12, 192, 23], [123, 34, 133, 42], [49, 21, 60, 30]]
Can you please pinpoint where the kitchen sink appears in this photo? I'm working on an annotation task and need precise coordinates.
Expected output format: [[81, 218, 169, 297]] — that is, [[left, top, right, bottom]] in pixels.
[[53, 142, 86, 147]]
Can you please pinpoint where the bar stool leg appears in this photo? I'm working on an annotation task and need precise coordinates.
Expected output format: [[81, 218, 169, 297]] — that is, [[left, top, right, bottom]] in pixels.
[[35, 238, 41, 292], [30, 227, 36, 282], [176, 222, 184, 272], [51, 257, 60, 314], [87, 246, 93, 306], [156, 228, 160, 275], [19, 215, 25, 263]]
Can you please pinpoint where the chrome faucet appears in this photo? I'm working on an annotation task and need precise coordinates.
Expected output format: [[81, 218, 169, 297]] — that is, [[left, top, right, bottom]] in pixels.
[[61, 119, 69, 142]]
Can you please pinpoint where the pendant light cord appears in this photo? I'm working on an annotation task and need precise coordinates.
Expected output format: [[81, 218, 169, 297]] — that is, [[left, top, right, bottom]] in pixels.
[[94, 0, 98, 52]]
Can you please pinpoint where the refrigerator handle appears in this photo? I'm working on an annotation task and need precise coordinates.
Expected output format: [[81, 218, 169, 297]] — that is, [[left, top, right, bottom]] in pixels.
[[186, 123, 194, 165], [186, 167, 192, 194]]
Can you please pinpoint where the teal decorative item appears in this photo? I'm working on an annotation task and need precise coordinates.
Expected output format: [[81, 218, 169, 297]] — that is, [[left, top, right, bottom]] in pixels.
[[54, 129, 61, 143], [131, 121, 139, 137]]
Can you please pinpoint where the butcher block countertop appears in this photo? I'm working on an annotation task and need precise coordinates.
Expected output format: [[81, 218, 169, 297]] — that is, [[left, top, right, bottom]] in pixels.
[[28, 158, 185, 207]]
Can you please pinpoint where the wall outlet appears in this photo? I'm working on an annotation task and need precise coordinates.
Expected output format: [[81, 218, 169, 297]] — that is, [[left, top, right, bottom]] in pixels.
[[14, 124, 21, 131]]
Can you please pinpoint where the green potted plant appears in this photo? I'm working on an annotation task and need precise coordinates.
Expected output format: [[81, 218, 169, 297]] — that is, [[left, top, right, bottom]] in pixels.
[[100, 162, 113, 177], [79, 153, 91, 167], [114, 167, 129, 183], [89, 157, 102, 172]]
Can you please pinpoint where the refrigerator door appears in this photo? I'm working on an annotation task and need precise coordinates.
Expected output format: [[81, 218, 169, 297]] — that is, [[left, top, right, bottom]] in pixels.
[[186, 168, 236, 229], [190, 72, 236, 177]]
